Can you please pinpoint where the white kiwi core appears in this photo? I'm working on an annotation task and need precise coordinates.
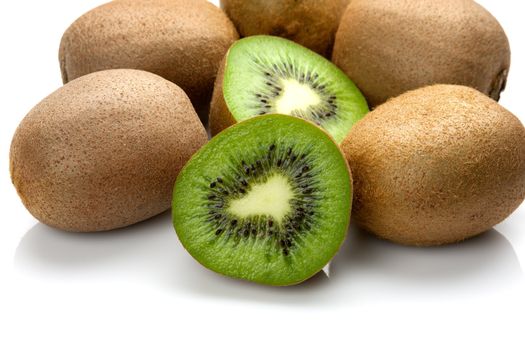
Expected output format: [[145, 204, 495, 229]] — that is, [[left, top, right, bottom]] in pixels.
[[227, 173, 295, 224], [275, 79, 321, 115]]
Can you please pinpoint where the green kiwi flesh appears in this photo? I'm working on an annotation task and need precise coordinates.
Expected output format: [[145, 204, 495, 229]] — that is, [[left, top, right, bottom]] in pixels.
[[172, 115, 352, 285], [211, 36, 369, 144]]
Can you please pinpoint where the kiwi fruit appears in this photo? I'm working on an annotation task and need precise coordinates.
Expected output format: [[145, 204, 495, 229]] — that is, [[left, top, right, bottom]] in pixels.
[[209, 36, 369, 144], [341, 84, 525, 246], [332, 0, 511, 107], [221, 0, 350, 57], [59, 0, 238, 114], [172, 114, 352, 285], [10, 69, 207, 232]]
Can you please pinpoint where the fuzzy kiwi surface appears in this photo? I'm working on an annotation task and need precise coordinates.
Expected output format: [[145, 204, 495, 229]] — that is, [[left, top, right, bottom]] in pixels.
[[173, 115, 352, 286], [210, 36, 369, 144], [332, 0, 511, 107], [341, 85, 525, 246], [221, 0, 350, 57], [10, 69, 207, 233], [59, 0, 238, 114]]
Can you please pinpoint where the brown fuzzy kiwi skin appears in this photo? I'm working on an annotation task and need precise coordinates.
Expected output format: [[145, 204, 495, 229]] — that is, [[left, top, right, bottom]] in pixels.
[[332, 0, 511, 107], [220, 0, 350, 57], [340, 85, 525, 246], [10, 69, 208, 233], [209, 55, 236, 136], [59, 0, 239, 113]]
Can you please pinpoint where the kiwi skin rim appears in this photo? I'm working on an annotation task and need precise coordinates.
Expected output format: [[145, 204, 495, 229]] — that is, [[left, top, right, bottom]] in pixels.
[[173, 114, 353, 286], [209, 54, 234, 136]]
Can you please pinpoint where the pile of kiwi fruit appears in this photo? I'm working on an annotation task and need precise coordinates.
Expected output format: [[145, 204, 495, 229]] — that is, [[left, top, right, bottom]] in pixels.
[[9, 0, 525, 286]]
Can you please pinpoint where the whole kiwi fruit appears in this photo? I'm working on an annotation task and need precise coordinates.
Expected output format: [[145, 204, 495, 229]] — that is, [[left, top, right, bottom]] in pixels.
[[221, 0, 350, 57], [59, 0, 239, 114], [332, 0, 511, 107], [10, 69, 207, 232], [341, 85, 525, 246]]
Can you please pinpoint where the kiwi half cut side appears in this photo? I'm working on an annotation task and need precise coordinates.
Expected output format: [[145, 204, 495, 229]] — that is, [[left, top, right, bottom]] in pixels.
[[210, 36, 369, 144], [173, 115, 352, 286]]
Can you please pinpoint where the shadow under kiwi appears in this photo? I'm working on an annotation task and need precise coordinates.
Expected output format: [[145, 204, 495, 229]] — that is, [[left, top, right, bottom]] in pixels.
[[14, 210, 332, 306], [14, 211, 182, 283], [328, 223, 524, 301], [14, 213, 523, 305]]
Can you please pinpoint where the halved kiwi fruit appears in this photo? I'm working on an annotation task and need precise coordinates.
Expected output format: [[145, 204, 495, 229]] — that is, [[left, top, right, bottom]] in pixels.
[[173, 115, 352, 286], [210, 36, 368, 144]]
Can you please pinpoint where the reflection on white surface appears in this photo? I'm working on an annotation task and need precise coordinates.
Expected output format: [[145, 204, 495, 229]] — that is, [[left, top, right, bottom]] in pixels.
[[15, 213, 524, 305]]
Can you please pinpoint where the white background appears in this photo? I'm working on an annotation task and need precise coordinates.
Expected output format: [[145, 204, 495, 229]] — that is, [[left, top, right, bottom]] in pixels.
[[1, 1, 524, 349]]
